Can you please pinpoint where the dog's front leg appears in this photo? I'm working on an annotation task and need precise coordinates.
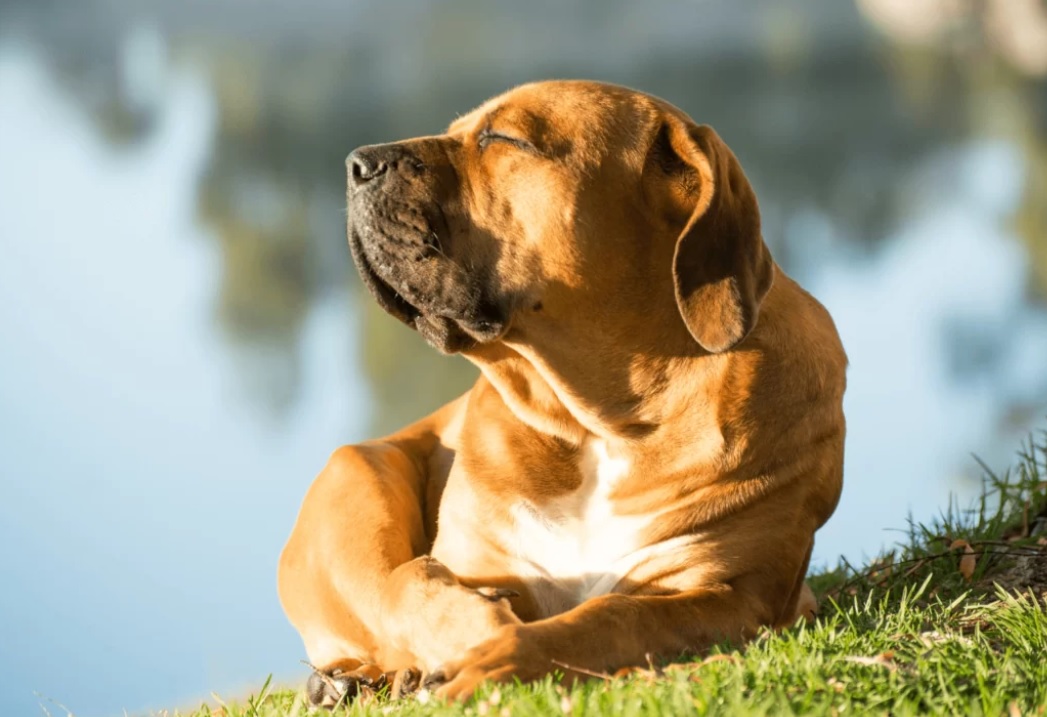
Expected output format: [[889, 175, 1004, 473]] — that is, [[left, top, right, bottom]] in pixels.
[[278, 395, 521, 705], [432, 584, 777, 700]]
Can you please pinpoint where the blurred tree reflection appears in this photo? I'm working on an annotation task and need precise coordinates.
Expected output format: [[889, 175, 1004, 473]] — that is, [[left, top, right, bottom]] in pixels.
[[360, 301, 478, 437], [194, 41, 481, 426], [858, 0, 1047, 300]]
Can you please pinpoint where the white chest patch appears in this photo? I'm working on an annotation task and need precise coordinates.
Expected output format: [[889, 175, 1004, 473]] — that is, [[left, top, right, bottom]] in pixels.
[[504, 439, 690, 608]]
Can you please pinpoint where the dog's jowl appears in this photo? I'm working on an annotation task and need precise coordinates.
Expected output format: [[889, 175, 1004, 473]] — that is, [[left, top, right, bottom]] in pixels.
[[278, 80, 847, 703]]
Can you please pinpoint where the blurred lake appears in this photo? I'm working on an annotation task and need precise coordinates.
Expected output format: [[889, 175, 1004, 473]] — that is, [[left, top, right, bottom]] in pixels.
[[1, 1, 1045, 715]]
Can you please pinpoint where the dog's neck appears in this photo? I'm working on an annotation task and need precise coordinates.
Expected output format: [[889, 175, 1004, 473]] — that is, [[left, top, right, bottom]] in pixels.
[[467, 343, 588, 443], [467, 339, 725, 449]]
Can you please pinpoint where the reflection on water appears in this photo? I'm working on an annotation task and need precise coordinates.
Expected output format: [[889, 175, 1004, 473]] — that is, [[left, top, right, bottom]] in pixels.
[[0, 45, 366, 716], [813, 139, 1047, 560], [0, 1, 1044, 716]]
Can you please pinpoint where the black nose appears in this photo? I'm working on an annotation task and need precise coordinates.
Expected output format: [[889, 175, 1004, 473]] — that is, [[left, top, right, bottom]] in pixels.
[[348, 147, 388, 186]]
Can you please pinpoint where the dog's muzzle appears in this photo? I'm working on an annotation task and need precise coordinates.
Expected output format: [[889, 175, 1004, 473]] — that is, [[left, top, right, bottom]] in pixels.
[[345, 143, 507, 353]]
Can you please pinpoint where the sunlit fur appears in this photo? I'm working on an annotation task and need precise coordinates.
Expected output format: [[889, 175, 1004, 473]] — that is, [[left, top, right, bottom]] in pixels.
[[279, 81, 847, 701]]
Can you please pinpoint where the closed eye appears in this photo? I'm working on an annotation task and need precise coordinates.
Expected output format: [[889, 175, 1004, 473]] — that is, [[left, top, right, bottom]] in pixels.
[[478, 127, 538, 153]]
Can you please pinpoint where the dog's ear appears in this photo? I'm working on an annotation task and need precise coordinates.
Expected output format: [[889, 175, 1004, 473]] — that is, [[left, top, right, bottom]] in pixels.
[[646, 117, 774, 353]]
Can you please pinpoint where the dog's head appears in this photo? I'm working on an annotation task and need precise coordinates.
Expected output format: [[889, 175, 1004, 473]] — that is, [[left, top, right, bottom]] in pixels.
[[346, 81, 773, 357]]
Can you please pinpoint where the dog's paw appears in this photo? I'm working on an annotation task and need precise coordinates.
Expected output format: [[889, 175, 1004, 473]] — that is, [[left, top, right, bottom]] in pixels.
[[390, 666, 423, 699], [432, 624, 554, 701], [305, 662, 386, 708]]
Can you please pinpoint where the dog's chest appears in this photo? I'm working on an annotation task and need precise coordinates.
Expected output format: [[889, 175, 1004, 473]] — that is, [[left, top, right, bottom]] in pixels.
[[503, 438, 653, 607]]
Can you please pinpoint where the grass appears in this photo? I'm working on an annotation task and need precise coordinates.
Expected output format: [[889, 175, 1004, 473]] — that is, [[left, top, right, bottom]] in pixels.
[[181, 431, 1047, 717]]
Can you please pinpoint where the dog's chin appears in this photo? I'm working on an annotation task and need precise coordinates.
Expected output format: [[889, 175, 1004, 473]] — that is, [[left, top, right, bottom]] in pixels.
[[413, 314, 482, 354], [348, 232, 506, 355]]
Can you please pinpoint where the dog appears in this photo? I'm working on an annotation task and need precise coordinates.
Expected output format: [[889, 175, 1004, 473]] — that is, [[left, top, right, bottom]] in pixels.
[[278, 80, 847, 704]]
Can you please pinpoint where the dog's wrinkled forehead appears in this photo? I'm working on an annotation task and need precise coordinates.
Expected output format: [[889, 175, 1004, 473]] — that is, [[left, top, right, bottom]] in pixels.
[[448, 81, 658, 167]]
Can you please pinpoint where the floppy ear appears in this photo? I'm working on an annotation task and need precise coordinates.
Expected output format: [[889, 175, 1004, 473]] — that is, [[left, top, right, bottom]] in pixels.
[[653, 117, 774, 353]]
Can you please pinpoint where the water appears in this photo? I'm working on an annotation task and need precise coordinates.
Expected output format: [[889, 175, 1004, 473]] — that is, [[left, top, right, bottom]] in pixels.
[[1, 1, 1044, 715]]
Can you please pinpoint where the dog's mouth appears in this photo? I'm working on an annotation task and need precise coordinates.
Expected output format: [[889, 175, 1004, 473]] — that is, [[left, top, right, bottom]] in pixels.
[[348, 229, 507, 354], [348, 230, 422, 326]]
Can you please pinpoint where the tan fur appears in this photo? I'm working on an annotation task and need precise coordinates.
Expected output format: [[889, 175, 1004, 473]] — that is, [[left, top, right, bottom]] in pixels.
[[278, 81, 846, 700]]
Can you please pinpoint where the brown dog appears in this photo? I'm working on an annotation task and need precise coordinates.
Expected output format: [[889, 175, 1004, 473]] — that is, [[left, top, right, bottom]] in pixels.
[[278, 80, 846, 704]]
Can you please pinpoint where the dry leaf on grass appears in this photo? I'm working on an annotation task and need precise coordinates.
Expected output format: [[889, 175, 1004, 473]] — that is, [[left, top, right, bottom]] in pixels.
[[664, 654, 741, 672], [843, 651, 898, 671], [919, 630, 975, 647], [949, 539, 978, 580], [959, 550, 978, 580], [660, 654, 742, 683]]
